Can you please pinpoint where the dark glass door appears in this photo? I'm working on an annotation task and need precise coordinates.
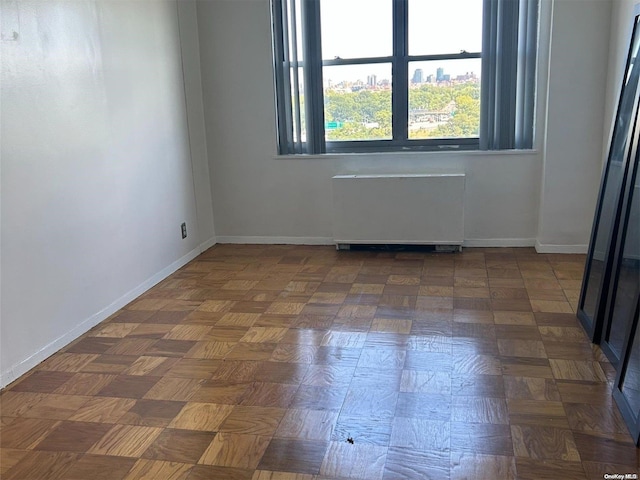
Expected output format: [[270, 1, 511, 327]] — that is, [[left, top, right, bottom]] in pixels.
[[601, 146, 640, 365], [578, 16, 640, 342], [613, 294, 640, 445], [610, 123, 640, 444]]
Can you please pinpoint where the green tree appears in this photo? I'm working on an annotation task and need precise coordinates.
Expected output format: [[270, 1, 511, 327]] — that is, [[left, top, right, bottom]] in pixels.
[[323, 82, 479, 141]]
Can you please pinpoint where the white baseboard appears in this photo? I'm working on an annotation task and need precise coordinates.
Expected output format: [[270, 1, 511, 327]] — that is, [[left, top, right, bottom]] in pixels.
[[216, 236, 334, 245], [199, 236, 217, 252], [0, 245, 204, 389], [535, 240, 588, 254], [463, 238, 536, 248]]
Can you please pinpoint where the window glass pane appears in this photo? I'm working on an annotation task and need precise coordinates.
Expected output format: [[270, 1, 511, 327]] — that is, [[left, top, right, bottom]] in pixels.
[[287, 0, 304, 61], [408, 59, 480, 139], [321, 0, 392, 59], [323, 64, 392, 141], [291, 67, 305, 143], [409, 0, 482, 56]]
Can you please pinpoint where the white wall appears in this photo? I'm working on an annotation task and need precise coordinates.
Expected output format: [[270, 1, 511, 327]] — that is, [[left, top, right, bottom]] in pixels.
[[536, 0, 612, 252], [177, 0, 216, 248], [197, 0, 543, 247], [0, 0, 213, 387], [196, 0, 612, 251]]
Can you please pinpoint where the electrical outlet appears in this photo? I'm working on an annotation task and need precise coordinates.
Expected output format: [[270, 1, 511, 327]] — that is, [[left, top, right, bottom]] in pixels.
[[181, 222, 187, 239]]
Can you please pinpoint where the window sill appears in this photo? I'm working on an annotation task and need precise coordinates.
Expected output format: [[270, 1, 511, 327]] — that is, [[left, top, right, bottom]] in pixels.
[[273, 148, 539, 160]]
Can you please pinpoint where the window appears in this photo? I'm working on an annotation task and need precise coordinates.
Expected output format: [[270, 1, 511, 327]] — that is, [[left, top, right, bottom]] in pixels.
[[272, 0, 538, 154]]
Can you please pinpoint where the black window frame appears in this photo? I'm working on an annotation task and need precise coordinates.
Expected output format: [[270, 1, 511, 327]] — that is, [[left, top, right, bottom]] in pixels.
[[272, 0, 537, 155]]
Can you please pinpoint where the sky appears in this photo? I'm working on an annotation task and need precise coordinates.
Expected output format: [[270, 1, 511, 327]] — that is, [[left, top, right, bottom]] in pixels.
[[318, 0, 483, 83]]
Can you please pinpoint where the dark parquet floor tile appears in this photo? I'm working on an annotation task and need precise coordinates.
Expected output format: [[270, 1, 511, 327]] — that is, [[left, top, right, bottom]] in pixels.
[[2, 246, 635, 479]]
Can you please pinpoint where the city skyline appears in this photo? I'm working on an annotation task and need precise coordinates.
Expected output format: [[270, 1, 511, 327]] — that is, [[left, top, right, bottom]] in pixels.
[[324, 65, 480, 91], [322, 57, 482, 86]]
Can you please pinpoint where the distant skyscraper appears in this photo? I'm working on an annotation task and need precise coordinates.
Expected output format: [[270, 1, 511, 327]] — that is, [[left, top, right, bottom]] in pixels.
[[436, 67, 444, 82], [412, 68, 424, 84], [367, 74, 377, 87]]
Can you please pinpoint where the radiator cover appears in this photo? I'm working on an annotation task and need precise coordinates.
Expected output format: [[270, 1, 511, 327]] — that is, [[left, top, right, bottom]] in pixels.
[[331, 173, 465, 246]]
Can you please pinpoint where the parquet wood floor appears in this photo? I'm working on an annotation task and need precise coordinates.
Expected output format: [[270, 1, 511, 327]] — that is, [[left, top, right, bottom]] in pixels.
[[1, 245, 638, 479]]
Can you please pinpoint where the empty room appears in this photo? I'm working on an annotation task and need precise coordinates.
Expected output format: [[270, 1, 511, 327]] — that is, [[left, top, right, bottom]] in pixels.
[[1, 0, 639, 478]]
